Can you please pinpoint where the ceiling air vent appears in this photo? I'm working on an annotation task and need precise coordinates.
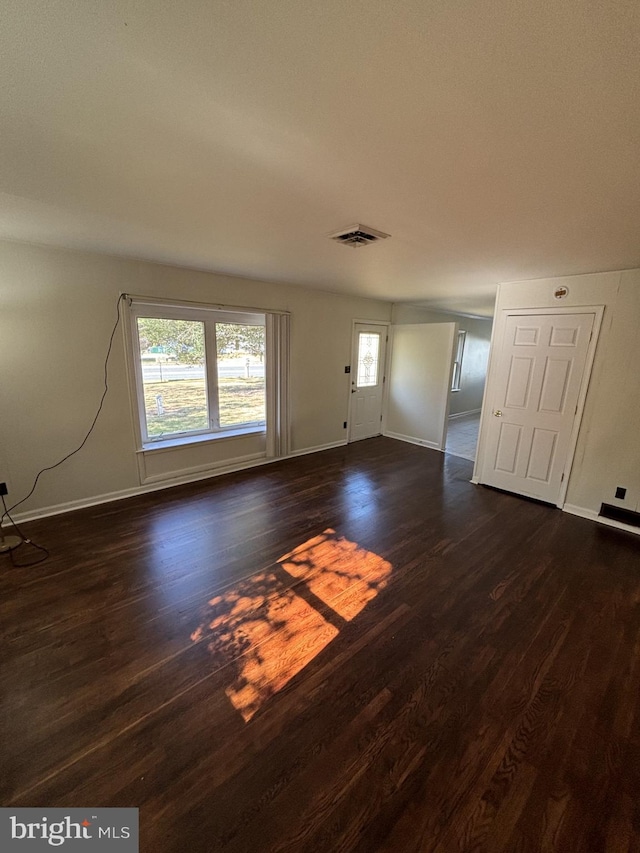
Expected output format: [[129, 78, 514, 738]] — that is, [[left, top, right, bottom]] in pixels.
[[328, 224, 390, 247]]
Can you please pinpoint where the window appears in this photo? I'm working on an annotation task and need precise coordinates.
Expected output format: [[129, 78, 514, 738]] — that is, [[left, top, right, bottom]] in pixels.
[[356, 332, 381, 387], [451, 330, 466, 392], [128, 300, 267, 445]]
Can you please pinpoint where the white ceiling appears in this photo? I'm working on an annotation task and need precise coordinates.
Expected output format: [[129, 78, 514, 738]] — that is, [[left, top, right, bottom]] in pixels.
[[1, 0, 639, 317]]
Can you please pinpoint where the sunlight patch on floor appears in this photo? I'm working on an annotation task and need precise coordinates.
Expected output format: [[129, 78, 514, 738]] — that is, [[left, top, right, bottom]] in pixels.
[[278, 528, 392, 621], [191, 529, 392, 721]]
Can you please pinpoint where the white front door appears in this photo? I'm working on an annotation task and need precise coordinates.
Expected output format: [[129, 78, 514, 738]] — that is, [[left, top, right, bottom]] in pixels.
[[349, 323, 388, 442], [480, 312, 595, 504]]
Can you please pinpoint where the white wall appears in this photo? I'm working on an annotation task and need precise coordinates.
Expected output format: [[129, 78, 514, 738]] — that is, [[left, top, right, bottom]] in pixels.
[[392, 304, 492, 415], [385, 323, 457, 450], [0, 240, 391, 519], [476, 269, 640, 516]]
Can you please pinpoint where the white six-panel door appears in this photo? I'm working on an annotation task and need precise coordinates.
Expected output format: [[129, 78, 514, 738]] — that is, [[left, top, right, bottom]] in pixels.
[[480, 312, 595, 503]]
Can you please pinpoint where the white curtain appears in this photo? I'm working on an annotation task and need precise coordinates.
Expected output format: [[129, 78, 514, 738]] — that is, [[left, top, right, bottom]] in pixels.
[[265, 312, 291, 458]]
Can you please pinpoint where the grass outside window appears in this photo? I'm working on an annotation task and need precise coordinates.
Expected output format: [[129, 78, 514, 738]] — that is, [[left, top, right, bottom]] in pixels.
[[143, 377, 265, 438]]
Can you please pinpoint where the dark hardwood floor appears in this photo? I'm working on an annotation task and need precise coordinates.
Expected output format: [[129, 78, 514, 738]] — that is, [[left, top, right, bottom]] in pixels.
[[2, 437, 639, 852]]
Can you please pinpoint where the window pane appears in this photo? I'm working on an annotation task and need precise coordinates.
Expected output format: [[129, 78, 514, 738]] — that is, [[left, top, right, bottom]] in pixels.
[[137, 318, 209, 438], [451, 361, 461, 392], [357, 332, 380, 387], [451, 331, 466, 391], [216, 323, 266, 427]]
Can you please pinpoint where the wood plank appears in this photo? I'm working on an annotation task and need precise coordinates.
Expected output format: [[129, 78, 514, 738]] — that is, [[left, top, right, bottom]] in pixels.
[[2, 437, 639, 852]]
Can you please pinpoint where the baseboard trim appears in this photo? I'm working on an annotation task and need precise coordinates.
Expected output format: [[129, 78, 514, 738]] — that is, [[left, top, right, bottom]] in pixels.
[[383, 431, 441, 451], [448, 408, 482, 420], [563, 503, 640, 537], [5, 458, 270, 526], [3, 440, 354, 527], [287, 440, 348, 458]]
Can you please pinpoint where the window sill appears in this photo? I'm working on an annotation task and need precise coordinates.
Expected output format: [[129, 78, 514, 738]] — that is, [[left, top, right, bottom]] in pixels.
[[138, 426, 266, 454]]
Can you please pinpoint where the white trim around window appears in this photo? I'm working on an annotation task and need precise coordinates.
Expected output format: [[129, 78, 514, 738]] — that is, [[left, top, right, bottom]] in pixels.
[[451, 329, 466, 392], [123, 294, 290, 459]]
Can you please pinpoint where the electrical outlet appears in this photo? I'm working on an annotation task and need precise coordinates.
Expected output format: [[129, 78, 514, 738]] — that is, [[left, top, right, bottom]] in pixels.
[[343, 422, 347, 429], [0, 482, 7, 496], [615, 486, 627, 500]]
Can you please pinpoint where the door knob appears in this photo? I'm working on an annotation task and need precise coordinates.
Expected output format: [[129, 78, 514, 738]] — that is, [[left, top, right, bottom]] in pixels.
[[494, 410, 503, 417]]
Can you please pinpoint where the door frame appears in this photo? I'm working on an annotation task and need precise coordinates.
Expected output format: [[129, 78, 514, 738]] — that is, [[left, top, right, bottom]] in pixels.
[[474, 305, 604, 507], [348, 319, 390, 442]]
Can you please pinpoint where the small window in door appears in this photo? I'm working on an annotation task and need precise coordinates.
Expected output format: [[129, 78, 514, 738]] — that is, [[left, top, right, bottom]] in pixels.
[[356, 333, 380, 387], [451, 330, 466, 391]]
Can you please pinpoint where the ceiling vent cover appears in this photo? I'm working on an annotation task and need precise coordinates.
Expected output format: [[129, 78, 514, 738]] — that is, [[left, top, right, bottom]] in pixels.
[[329, 224, 390, 247]]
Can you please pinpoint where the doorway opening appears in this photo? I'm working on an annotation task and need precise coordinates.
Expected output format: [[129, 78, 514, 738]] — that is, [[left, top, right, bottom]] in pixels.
[[445, 320, 493, 462], [445, 413, 482, 462]]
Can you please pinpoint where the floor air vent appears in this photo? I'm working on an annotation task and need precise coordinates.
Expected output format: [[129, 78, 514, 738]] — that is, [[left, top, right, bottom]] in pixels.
[[329, 224, 390, 247], [599, 503, 640, 528]]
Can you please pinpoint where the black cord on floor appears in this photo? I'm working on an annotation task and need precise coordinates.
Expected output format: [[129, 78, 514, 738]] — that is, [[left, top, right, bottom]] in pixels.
[[1, 292, 126, 526], [1, 495, 49, 567]]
